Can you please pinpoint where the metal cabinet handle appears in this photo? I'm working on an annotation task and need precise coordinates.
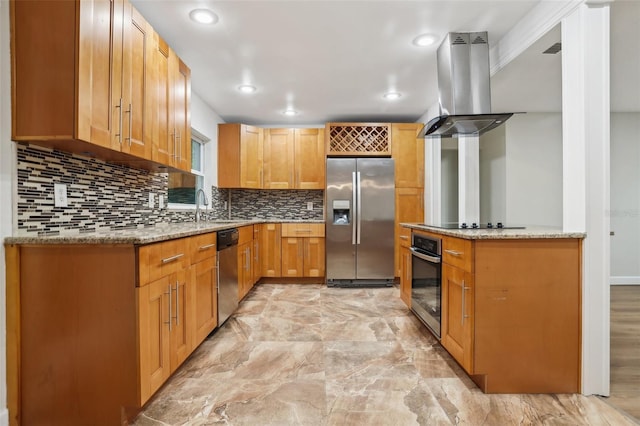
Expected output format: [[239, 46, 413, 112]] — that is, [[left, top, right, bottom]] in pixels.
[[173, 282, 180, 325], [400, 235, 409, 240], [161, 253, 184, 264], [199, 243, 216, 251], [295, 229, 312, 233], [115, 98, 123, 144], [165, 284, 172, 331], [444, 249, 463, 257], [462, 281, 470, 325], [125, 103, 133, 145], [410, 247, 441, 264]]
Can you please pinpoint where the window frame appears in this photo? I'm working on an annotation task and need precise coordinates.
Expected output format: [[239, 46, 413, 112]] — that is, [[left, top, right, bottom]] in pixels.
[[167, 129, 209, 209]]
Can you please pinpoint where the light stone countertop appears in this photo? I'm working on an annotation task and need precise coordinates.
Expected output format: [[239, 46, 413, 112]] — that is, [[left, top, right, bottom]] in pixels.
[[5, 219, 325, 245], [402, 223, 586, 240]]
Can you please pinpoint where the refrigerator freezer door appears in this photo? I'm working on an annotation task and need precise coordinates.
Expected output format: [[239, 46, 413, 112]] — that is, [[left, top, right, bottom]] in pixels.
[[356, 158, 395, 279], [326, 158, 357, 280]]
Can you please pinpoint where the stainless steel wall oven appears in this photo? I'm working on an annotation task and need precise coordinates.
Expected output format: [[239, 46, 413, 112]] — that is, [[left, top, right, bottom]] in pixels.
[[410, 233, 442, 338]]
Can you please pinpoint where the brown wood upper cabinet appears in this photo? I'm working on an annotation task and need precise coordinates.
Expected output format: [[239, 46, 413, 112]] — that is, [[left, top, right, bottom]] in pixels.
[[218, 124, 264, 188], [10, 0, 190, 172], [391, 123, 424, 188], [152, 34, 191, 172]]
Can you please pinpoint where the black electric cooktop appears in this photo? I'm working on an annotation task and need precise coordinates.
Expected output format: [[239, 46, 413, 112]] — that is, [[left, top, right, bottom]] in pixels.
[[417, 222, 525, 230]]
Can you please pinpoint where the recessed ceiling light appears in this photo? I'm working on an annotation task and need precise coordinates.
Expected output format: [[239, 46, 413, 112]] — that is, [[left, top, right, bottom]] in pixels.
[[189, 9, 218, 25], [238, 84, 256, 94], [383, 92, 402, 100], [283, 109, 298, 116], [412, 33, 437, 47]]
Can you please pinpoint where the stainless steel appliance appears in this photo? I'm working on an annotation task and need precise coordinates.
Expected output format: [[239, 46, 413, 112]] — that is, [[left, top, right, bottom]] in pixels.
[[326, 158, 395, 287], [410, 232, 442, 338], [418, 32, 514, 138], [216, 228, 239, 324]]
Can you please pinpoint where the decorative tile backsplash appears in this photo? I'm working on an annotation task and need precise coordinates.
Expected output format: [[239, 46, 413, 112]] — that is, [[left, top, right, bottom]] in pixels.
[[15, 143, 324, 236], [227, 189, 324, 220], [16, 143, 169, 235]]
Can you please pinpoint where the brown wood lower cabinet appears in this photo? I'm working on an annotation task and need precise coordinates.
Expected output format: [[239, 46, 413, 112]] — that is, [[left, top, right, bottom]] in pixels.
[[281, 223, 325, 278], [5, 232, 222, 425], [399, 226, 412, 306], [404, 229, 582, 394]]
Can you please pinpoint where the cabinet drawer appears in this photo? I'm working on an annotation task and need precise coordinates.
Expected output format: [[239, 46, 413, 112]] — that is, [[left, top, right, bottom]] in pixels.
[[399, 226, 411, 248], [442, 236, 473, 272], [139, 238, 189, 286], [281, 223, 325, 237], [189, 232, 217, 264], [238, 226, 254, 245]]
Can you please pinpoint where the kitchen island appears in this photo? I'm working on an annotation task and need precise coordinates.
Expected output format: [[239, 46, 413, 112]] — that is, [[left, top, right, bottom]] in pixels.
[[401, 223, 585, 394], [4, 219, 324, 425]]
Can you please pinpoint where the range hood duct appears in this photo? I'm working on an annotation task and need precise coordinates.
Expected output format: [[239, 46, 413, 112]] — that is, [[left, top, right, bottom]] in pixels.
[[419, 32, 514, 138]]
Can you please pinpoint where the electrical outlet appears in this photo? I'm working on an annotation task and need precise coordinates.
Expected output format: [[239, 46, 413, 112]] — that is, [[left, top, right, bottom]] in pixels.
[[158, 195, 164, 209], [148, 193, 155, 209], [307, 202, 313, 211], [54, 183, 68, 207]]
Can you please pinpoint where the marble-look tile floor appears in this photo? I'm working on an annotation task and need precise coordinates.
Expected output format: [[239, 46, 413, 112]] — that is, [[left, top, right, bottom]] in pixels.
[[133, 284, 637, 425]]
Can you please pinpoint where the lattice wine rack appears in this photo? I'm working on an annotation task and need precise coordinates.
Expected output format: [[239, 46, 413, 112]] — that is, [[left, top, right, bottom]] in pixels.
[[325, 123, 391, 156]]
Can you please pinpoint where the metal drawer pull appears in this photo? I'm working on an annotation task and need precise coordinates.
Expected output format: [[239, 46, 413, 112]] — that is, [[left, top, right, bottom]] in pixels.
[[444, 249, 463, 257], [462, 282, 470, 325], [198, 244, 216, 251], [295, 229, 312, 233], [173, 283, 180, 325], [161, 253, 184, 264], [399, 236, 409, 240], [410, 247, 441, 264]]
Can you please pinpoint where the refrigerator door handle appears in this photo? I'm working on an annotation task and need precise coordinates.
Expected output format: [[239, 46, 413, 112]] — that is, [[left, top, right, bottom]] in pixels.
[[357, 171, 362, 245], [352, 171, 357, 245]]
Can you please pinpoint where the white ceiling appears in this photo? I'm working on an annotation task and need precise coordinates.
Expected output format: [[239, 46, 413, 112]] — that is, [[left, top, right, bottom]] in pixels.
[[131, 0, 639, 125]]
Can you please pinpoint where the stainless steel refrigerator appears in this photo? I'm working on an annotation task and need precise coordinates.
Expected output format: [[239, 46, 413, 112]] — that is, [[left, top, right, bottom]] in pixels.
[[325, 158, 395, 287]]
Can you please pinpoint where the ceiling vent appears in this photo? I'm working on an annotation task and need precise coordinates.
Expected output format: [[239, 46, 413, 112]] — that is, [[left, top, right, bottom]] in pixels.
[[543, 42, 562, 54]]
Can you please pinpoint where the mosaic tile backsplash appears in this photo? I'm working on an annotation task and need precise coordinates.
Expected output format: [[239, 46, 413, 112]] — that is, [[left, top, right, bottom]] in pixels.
[[15, 144, 324, 236]]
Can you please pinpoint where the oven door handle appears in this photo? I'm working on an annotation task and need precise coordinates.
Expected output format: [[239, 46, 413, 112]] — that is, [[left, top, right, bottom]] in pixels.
[[410, 247, 441, 264]]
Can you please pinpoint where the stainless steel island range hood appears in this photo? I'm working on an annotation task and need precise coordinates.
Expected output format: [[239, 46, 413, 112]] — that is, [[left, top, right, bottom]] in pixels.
[[418, 32, 514, 138]]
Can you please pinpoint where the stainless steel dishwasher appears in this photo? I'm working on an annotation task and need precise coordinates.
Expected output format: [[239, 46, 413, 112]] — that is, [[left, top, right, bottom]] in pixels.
[[216, 228, 239, 325]]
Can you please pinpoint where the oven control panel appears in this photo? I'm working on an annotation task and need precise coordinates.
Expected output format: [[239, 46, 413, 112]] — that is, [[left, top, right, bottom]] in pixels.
[[411, 234, 441, 256]]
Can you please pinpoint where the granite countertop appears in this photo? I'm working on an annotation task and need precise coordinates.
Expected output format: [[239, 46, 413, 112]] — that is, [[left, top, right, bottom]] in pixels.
[[402, 223, 586, 240], [5, 219, 325, 245]]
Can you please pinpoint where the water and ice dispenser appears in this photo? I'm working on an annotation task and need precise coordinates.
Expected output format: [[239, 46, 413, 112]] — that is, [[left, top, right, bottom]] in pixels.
[[332, 200, 351, 225]]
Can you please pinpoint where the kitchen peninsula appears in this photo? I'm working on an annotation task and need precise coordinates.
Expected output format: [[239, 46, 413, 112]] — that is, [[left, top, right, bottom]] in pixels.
[[400, 223, 585, 394]]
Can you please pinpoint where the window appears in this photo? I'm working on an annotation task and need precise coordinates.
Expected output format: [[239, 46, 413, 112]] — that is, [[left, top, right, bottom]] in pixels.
[[168, 130, 208, 207]]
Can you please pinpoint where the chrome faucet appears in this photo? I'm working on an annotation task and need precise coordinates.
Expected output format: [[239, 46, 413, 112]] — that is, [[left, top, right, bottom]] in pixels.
[[195, 188, 209, 223]]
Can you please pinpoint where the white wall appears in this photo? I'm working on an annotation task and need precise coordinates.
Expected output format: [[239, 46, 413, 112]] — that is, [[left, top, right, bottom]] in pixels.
[[441, 139, 458, 224], [610, 112, 640, 284], [1, 0, 12, 422], [190, 92, 224, 191], [479, 125, 507, 224], [505, 113, 563, 227]]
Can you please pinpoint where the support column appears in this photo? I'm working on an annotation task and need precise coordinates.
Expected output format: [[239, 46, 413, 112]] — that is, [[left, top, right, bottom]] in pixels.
[[458, 134, 480, 225], [424, 135, 441, 225], [562, 1, 611, 396]]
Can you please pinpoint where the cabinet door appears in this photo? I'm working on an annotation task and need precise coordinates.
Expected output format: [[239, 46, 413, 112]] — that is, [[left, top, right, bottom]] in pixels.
[[77, 0, 124, 149], [261, 223, 282, 277], [120, 3, 153, 159], [294, 128, 325, 189], [281, 237, 303, 277], [138, 275, 171, 404], [391, 123, 424, 188], [441, 263, 474, 373], [237, 242, 252, 299], [304, 237, 325, 277], [400, 246, 412, 307], [152, 35, 174, 167], [172, 56, 191, 172], [240, 125, 263, 188], [169, 269, 192, 371], [394, 188, 424, 276], [192, 258, 217, 346], [264, 128, 294, 189], [252, 226, 261, 284]]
